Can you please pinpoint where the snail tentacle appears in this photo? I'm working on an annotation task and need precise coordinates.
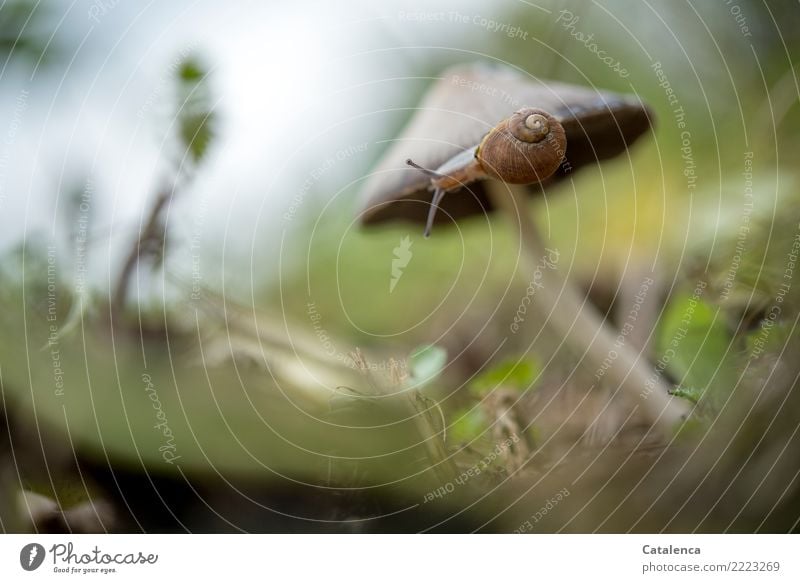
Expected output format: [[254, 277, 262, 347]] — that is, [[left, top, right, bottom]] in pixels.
[[424, 187, 447, 238]]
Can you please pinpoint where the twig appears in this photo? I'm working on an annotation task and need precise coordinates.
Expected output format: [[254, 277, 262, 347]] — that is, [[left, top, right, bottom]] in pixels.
[[111, 186, 173, 318]]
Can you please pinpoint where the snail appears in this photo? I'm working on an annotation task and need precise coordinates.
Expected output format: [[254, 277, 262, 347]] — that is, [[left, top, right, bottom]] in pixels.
[[358, 62, 653, 232], [359, 64, 687, 435], [406, 107, 567, 236]]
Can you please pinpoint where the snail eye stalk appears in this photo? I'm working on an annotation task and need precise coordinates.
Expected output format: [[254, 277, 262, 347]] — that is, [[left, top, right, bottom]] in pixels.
[[406, 158, 445, 179], [406, 159, 449, 238]]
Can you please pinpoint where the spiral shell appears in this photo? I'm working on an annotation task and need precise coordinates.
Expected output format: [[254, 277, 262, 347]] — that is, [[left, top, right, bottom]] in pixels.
[[476, 108, 566, 184]]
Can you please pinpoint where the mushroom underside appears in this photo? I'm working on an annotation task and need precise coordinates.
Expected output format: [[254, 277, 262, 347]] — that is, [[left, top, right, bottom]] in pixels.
[[360, 106, 652, 227]]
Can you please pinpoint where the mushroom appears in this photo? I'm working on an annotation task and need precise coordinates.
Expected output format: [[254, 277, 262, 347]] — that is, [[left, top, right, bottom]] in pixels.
[[358, 63, 688, 432]]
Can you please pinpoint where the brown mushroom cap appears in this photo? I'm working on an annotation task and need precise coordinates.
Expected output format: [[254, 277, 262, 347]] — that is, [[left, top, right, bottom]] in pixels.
[[358, 62, 654, 227]]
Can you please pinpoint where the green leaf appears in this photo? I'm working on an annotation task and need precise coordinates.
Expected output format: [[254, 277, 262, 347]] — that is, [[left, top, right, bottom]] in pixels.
[[178, 58, 204, 83], [470, 357, 540, 396], [179, 111, 215, 164], [408, 344, 447, 386], [669, 386, 704, 405], [173, 54, 216, 164], [657, 294, 736, 408], [450, 407, 489, 444]]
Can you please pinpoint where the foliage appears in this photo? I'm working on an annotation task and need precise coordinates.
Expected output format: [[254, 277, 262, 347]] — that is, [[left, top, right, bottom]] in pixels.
[[0, 0, 54, 66], [450, 407, 489, 444], [449, 357, 541, 445], [656, 294, 738, 409], [469, 357, 540, 396], [174, 55, 216, 165], [409, 344, 447, 387]]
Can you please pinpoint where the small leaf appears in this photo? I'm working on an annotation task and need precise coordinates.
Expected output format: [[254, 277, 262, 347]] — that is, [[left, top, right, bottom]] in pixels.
[[670, 386, 704, 404], [657, 294, 735, 408], [408, 344, 447, 386], [470, 357, 540, 396], [173, 54, 216, 164], [450, 407, 489, 444], [179, 111, 215, 163], [178, 59, 204, 83]]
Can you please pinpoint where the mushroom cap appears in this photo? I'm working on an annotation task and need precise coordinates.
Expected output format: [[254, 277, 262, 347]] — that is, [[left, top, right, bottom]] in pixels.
[[358, 62, 654, 227]]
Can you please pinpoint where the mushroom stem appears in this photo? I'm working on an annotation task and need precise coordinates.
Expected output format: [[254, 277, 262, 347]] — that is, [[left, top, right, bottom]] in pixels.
[[488, 183, 689, 433]]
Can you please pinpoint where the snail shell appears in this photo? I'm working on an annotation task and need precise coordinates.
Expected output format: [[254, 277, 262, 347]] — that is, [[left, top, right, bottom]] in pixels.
[[476, 108, 566, 185]]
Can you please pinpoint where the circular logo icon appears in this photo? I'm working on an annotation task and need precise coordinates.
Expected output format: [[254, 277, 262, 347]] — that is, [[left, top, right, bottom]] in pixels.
[[19, 543, 46, 571]]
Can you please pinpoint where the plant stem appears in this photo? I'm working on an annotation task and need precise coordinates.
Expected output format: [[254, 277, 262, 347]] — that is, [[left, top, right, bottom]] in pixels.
[[112, 185, 173, 319], [488, 182, 689, 434], [410, 391, 458, 483]]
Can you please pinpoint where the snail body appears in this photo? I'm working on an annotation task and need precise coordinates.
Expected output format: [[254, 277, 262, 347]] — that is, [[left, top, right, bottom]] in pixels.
[[407, 107, 567, 236]]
